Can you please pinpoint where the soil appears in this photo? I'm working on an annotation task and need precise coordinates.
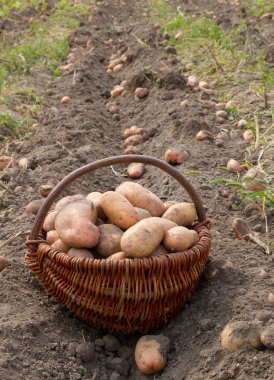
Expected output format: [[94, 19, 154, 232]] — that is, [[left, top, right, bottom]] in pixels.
[[0, 1, 273, 380]]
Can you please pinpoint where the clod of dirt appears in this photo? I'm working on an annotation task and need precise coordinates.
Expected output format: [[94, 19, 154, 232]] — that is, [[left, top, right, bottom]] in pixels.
[[0, 126, 15, 140], [260, 326, 274, 349], [157, 71, 187, 90], [127, 71, 156, 91], [103, 334, 121, 352], [75, 342, 95, 363], [231, 218, 253, 241], [244, 203, 261, 217], [268, 292, 274, 305], [106, 357, 130, 377], [0, 256, 7, 272], [221, 321, 263, 353]]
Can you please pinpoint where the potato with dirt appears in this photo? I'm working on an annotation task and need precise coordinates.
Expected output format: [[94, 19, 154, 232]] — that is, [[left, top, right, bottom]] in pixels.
[[135, 335, 170, 375], [67, 248, 94, 259], [95, 224, 124, 257], [116, 182, 165, 217], [162, 202, 196, 226], [121, 217, 166, 258], [99, 191, 140, 230], [55, 200, 99, 248], [43, 211, 58, 232], [221, 321, 263, 352]]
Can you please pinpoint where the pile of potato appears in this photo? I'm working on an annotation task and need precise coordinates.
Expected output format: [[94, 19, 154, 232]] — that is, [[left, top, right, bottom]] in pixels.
[[43, 182, 198, 260]]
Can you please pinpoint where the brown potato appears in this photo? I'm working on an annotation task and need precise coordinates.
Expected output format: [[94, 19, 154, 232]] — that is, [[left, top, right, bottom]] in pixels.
[[127, 163, 145, 179], [221, 321, 263, 353], [116, 182, 165, 217], [96, 224, 124, 257], [163, 226, 195, 252], [51, 239, 69, 253], [55, 194, 85, 211], [46, 230, 59, 245], [121, 217, 165, 258], [86, 191, 106, 220], [67, 248, 94, 259], [124, 135, 143, 146], [55, 200, 99, 248], [26, 199, 45, 215], [106, 251, 127, 261], [164, 148, 189, 165], [135, 335, 170, 375], [99, 191, 140, 230], [135, 87, 149, 99], [134, 207, 151, 220], [162, 202, 196, 226], [124, 146, 142, 155], [0, 256, 7, 272], [43, 210, 58, 232]]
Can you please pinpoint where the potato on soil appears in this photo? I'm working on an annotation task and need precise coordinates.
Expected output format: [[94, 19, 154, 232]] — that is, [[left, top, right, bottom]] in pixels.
[[135, 335, 170, 375], [135, 87, 149, 99], [127, 163, 145, 179], [26, 199, 45, 215], [95, 224, 124, 257], [260, 326, 274, 349], [46, 230, 59, 245], [67, 248, 94, 259], [99, 191, 140, 230], [116, 182, 165, 217], [43, 210, 58, 232], [39, 184, 54, 198], [221, 321, 263, 353], [55, 200, 99, 248], [121, 217, 166, 258], [162, 202, 196, 226], [51, 239, 69, 253], [0, 156, 17, 170], [164, 148, 189, 165], [106, 251, 127, 261], [124, 135, 143, 146], [124, 146, 142, 155], [111, 86, 125, 98], [55, 194, 85, 211], [163, 226, 195, 252]]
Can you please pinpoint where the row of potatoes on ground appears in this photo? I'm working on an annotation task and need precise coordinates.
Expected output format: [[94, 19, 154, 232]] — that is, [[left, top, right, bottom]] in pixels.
[[43, 181, 198, 260]]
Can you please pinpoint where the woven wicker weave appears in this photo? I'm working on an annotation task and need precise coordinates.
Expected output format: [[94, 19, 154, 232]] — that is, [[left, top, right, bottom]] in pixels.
[[25, 155, 211, 334]]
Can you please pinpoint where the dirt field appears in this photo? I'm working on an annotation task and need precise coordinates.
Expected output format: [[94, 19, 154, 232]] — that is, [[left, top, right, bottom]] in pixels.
[[0, 1, 273, 379]]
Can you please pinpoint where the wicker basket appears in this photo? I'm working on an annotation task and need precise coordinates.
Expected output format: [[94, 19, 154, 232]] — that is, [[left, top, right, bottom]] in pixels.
[[25, 155, 211, 334]]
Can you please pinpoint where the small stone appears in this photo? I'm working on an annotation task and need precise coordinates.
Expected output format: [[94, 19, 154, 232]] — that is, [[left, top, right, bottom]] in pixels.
[[260, 326, 274, 349], [76, 342, 95, 363], [103, 334, 121, 352], [107, 357, 130, 377], [268, 292, 274, 305], [253, 224, 263, 232]]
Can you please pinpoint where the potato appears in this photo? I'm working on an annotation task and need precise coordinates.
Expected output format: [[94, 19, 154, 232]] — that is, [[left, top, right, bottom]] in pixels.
[[106, 251, 127, 261], [135, 87, 149, 99], [43, 211, 58, 232], [121, 217, 165, 258], [111, 86, 125, 98], [164, 148, 189, 165], [260, 326, 274, 349], [99, 191, 140, 230], [55, 200, 99, 248], [26, 199, 45, 215], [221, 321, 263, 353], [162, 202, 196, 226], [134, 207, 151, 220], [116, 182, 165, 217], [127, 163, 145, 179], [0, 156, 17, 170], [51, 239, 69, 253], [39, 184, 54, 198], [163, 226, 195, 252], [55, 194, 85, 211], [124, 135, 143, 146], [123, 126, 139, 139], [124, 146, 142, 155], [150, 245, 169, 257], [96, 224, 124, 257], [18, 157, 29, 170], [67, 248, 94, 259], [46, 230, 59, 245], [86, 191, 106, 220], [163, 200, 177, 211], [160, 219, 178, 233], [135, 335, 170, 375]]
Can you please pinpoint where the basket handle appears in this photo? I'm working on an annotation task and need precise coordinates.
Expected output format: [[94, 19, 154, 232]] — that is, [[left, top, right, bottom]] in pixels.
[[29, 155, 206, 241]]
